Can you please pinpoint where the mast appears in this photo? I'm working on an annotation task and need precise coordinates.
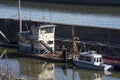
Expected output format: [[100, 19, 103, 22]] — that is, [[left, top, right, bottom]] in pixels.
[[18, 0, 22, 32], [72, 26, 78, 55]]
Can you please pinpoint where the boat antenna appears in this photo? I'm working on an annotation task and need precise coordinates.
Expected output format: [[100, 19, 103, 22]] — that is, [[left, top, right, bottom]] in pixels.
[[18, 0, 22, 32], [72, 25, 78, 55]]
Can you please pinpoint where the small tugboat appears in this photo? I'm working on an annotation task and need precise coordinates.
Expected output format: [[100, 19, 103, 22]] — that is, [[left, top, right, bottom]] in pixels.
[[73, 51, 114, 71], [17, 0, 72, 62], [19, 24, 56, 53], [18, 24, 72, 63]]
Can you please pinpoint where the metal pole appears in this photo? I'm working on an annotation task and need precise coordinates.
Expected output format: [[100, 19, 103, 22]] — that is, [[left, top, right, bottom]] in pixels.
[[18, 0, 22, 32], [72, 26, 78, 55], [0, 31, 10, 42]]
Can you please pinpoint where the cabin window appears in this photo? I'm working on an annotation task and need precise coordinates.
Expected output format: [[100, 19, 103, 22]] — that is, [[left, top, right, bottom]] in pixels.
[[94, 58, 96, 62], [46, 27, 53, 33], [80, 56, 91, 61], [86, 56, 91, 61], [97, 57, 99, 62], [79, 55, 85, 60], [100, 57, 102, 62], [47, 41, 53, 44], [79, 55, 83, 60], [83, 56, 86, 61], [41, 27, 53, 34], [41, 29, 46, 34]]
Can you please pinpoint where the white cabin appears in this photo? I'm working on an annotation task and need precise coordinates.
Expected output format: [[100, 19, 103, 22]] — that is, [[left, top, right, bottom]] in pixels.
[[78, 51, 103, 66], [19, 24, 56, 53], [30, 25, 56, 50], [73, 51, 114, 70]]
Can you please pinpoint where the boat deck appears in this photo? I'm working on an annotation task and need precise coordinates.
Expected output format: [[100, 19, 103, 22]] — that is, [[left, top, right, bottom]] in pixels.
[[103, 56, 120, 71], [17, 51, 73, 63], [103, 57, 120, 65]]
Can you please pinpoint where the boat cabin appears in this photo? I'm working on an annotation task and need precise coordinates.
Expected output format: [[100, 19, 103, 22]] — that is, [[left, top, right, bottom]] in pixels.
[[79, 51, 103, 65], [19, 24, 56, 53]]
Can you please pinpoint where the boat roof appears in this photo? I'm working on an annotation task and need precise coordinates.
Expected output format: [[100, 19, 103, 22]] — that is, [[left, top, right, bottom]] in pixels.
[[32, 24, 56, 28], [40, 24, 56, 28], [80, 51, 102, 57]]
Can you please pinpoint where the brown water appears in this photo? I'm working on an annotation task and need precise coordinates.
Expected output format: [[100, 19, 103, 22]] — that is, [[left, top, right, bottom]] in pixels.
[[0, 47, 120, 80]]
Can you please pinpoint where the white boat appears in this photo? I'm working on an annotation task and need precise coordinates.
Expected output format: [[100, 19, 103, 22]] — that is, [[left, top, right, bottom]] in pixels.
[[73, 51, 114, 71], [18, 0, 56, 54], [18, 24, 56, 54]]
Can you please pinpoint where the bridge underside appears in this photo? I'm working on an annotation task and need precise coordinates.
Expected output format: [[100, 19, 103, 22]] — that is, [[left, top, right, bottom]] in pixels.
[[0, 18, 120, 57]]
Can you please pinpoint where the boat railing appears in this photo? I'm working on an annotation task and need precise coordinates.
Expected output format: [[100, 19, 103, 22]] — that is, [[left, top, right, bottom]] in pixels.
[[89, 51, 97, 54], [40, 40, 53, 53]]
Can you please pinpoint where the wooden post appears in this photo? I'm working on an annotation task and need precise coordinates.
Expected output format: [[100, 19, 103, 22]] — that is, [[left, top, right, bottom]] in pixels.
[[72, 26, 78, 56], [62, 48, 67, 63]]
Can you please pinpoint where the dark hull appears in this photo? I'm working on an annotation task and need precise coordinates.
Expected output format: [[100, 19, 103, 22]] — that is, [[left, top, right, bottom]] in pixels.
[[73, 60, 104, 70]]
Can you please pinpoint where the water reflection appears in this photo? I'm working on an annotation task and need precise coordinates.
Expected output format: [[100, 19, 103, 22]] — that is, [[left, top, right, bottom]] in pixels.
[[55, 63, 112, 80], [0, 59, 20, 79], [73, 69, 104, 80], [0, 47, 120, 80], [19, 58, 55, 80], [0, 58, 120, 80]]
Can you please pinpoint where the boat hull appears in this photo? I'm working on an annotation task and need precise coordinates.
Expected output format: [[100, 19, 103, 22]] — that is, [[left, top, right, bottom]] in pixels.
[[73, 60, 113, 71]]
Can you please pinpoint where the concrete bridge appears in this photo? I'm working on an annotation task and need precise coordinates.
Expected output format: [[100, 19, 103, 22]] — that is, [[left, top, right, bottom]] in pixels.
[[0, 18, 120, 56]]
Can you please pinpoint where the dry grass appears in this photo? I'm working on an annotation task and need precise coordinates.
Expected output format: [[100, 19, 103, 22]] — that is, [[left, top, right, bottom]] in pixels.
[[0, 61, 21, 80]]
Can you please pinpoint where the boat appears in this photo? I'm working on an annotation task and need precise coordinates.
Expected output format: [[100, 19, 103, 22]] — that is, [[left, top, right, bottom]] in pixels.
[[17, 0, 72, 62], [73, 51, 114, 71], [18, 24, 57, 58], [71, 26, 114, 71], [19, 24, 56, 53], [18, 24, 73, 63]]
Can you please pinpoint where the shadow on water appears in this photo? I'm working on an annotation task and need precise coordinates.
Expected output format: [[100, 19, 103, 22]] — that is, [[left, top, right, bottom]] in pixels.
[[0, 46, 120, 80]]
